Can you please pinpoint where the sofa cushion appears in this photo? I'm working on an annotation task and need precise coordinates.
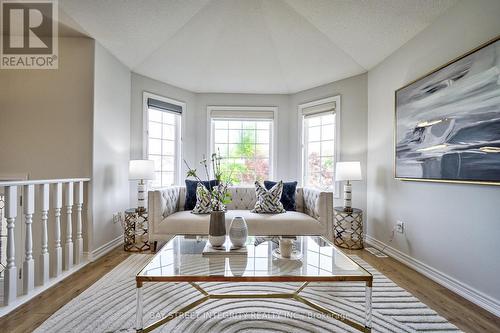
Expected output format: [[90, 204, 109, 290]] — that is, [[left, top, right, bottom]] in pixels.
[[264, 180, 298, 211], [157, 210, 325, 236], [184, 179, 218, 210]]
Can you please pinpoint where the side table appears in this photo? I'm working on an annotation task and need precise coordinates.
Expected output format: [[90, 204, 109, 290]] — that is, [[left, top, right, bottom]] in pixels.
[[333, 207, 363, 250], [123, 208, 151, 252]]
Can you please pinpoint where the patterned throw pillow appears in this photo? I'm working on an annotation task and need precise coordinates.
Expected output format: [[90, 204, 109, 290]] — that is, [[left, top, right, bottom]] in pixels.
[[184, 179, 218, 210], [251, 181, 286, 214], [264, 180, 298, 211], [191, 184, 226, 214], [191, 183, 211, 214]]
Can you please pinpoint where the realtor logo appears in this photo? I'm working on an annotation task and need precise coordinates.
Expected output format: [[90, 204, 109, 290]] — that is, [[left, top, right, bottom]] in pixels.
[[1, 0, 58, 69]]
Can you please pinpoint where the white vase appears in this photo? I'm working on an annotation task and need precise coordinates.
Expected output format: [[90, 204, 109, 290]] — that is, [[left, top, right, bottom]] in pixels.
[[229, 216, 248, 248]]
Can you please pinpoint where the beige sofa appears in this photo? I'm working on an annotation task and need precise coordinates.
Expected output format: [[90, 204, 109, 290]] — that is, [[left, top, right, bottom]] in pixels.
[[148, 186, 333, 242]]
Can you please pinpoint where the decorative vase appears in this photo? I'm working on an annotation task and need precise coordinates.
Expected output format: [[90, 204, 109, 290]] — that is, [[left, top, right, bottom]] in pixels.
[[209, 210, 226, 247], [229, 216, 248, 248]]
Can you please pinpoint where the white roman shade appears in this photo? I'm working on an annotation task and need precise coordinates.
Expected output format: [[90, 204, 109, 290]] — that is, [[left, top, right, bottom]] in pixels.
[[302, 100, 336, 118], [210, 108, 275, 120]]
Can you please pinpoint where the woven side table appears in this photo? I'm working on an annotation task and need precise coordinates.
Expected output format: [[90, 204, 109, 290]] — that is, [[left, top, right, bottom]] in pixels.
[[123, 208, 151, 252], [333, 207, 363, 250]]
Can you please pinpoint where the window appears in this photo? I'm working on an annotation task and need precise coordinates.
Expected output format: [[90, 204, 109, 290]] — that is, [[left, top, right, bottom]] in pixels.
[[300, 96, 339, 191], [144, 93, 183, 187], [209, 107, 275, 185]]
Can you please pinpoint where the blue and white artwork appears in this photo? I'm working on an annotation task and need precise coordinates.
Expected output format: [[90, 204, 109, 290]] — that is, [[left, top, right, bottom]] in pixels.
[[395, 38, 500, 184]]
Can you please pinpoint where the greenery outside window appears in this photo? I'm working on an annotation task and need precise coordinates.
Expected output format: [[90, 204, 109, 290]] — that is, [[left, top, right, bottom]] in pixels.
[[209, 107, 275, 185]]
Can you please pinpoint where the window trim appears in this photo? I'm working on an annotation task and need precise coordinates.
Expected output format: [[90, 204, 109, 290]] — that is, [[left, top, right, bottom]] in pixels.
[[298, 95, 341, 197], [207, 106, 278, 183], [143, 91, 185, 186]]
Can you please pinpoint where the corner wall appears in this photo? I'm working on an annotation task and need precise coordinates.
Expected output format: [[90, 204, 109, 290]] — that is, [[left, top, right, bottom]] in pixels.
[[366, 0, 500, 314], [290, 74, 368, 211], [91, 42, 131, 252]]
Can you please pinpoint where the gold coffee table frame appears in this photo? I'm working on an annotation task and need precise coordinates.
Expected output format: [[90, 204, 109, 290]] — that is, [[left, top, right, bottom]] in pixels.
[[135, 236, 373, 333]]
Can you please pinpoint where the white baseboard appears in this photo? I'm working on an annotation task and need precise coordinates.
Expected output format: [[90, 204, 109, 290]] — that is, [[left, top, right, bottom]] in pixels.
[[0, 258, 89, 318], [87, 235, 123, 261], [365, 234, 500, 317]]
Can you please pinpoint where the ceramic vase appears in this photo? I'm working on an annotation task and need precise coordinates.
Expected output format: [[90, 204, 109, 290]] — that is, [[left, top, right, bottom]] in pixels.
[[229, 216, 248, 248], [209, 210, 226, 247]]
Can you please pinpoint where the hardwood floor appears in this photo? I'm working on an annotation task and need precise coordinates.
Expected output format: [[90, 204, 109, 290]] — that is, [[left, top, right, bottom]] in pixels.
[[0, 245, 498, 333], [0, 247, 132, 333], [342, 248, 500, 333]]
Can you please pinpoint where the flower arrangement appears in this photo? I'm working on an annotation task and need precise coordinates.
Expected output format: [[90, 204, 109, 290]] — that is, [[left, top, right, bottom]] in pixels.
[[184, 152, 232, 211]]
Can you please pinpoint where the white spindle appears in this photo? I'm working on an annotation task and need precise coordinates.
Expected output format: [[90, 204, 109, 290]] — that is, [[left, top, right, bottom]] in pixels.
[[74, 181, 84, 264], [22, 184, 35, 294], [39, 184, 50, 284], [52, 183, 62, 277], [4, 186, 17, 305], [64, 182, 73, 270]]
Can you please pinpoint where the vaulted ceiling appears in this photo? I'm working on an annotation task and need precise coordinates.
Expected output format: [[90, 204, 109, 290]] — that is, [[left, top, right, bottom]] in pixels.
[[60, 0, 457, 94]]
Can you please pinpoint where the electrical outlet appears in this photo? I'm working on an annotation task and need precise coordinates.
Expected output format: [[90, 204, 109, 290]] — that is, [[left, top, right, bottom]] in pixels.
[[396, 220, 405, 234]]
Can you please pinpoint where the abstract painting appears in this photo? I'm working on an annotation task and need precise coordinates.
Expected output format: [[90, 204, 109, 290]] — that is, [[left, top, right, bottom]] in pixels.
[[395, 37, 500, 185]]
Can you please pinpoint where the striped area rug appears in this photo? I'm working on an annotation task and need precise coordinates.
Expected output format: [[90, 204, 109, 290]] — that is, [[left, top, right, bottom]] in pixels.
[[34, 254, 461, 333]]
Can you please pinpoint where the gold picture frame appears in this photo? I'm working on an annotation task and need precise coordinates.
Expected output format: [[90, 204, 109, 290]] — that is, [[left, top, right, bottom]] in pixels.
[[394, 35, 500, 186]]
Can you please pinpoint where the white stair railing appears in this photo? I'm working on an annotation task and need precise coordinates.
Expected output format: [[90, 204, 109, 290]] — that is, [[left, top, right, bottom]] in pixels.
[[52, 182, 62, 277], [0, 178, 90, 307], [39, 184, 50, 285]]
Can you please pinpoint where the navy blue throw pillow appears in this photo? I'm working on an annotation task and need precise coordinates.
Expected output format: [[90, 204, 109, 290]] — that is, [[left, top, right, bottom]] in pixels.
[[264, 181, 298, 211], [184, 179, 219, 211]]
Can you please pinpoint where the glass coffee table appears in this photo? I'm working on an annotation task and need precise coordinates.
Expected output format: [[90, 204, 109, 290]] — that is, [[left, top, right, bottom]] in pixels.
[[136, 235, 373, 332]]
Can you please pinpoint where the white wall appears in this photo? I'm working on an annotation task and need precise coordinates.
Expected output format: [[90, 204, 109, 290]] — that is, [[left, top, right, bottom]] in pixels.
[[91, 42, 131, 252], [367, 0, 500, 314], [291, 74, 368, 211]]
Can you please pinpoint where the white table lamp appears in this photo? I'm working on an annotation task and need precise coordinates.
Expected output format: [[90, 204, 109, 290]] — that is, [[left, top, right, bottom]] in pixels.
[[129, 160, 155, 212], [335, 161, 362, 212]]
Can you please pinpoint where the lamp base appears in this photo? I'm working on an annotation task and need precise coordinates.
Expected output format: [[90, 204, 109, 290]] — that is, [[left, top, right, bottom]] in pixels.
[[343, 181, 352, 212], [137, 180, 147, 213]]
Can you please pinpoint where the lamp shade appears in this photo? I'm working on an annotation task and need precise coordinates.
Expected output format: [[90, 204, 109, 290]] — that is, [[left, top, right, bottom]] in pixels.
[[335, 161, 362, 181], [129, 160, 155, 180]]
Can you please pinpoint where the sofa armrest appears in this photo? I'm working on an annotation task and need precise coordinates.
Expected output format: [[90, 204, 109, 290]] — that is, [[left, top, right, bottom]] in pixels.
[[303, 187, 334, 241], [148, 186, 183, 239]]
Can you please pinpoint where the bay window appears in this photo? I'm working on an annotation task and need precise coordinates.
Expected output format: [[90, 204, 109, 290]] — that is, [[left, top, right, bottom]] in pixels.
[[209, 107, 275, 185], [145, 93, 183, 187], [300, 96, 340, 192]]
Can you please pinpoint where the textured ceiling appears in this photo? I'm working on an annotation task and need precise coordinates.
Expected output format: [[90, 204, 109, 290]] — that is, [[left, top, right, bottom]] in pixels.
[[60, 0, 457, 94]]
